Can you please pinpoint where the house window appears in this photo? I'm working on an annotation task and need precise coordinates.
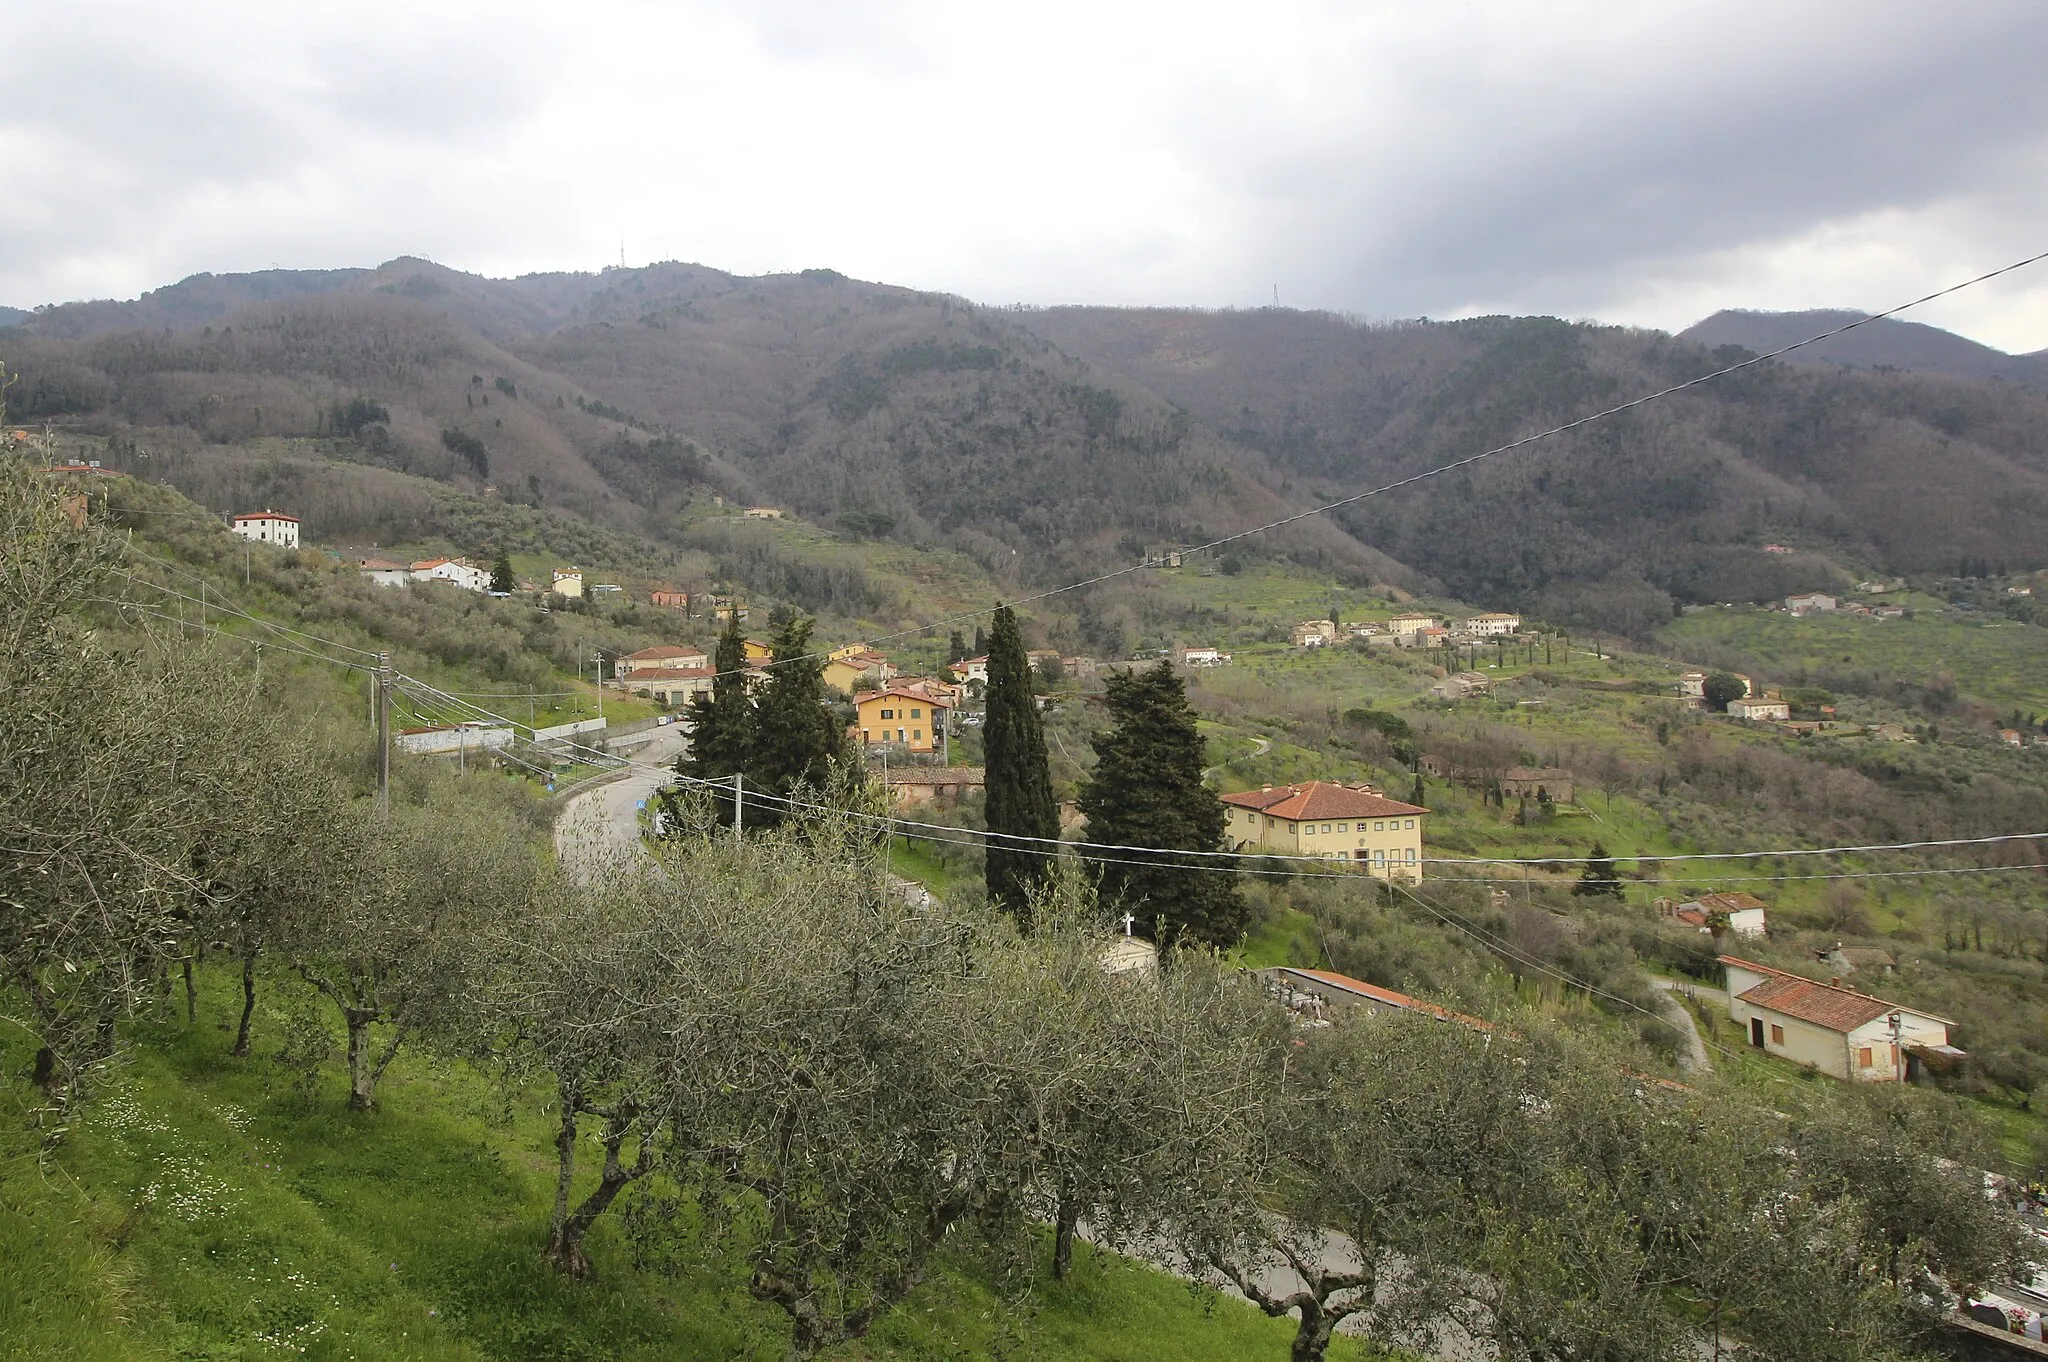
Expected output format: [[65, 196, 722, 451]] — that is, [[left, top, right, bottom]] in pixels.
[[911, 708, 922, 718], [1405, 819, 1415, 829], [1406, 848, 1416, 862], [1858, 1047, 1874, 1068], [1769, 1024, 1785, 1045], [1374, 821, 1384, 832], [880, 708, 894, 720], [1322, 824, 1332, 833], [1337, 823, 1348, 833], [913, 729, 922, 742]]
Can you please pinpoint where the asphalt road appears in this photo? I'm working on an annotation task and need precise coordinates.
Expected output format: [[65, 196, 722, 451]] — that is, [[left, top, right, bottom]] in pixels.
[[552, 723, 687, 876]]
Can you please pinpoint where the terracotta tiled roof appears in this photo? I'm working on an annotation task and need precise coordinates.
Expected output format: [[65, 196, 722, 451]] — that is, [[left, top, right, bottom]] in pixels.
[[1689, 891, 1770, 914], [855, 683, 954, 708], [234, 510, 299, 523], [1735, 974, 1896, 1033], [1220, 781, 1425, 822], [357, 558, 407, 571], [1270, 967, 1493, 1030]]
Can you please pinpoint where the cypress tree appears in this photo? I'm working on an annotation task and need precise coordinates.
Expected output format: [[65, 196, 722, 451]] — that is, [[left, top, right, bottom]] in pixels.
[[972, 624, 988, 658], [1574, 842, 1624, 898], [489, 548, 515, 594], [947, 629, 967, 664], [749, 613, 845, 827], [1076, 660, 1246, 947], [983, 605, 1059, 927], [680, 609, 756, 826]]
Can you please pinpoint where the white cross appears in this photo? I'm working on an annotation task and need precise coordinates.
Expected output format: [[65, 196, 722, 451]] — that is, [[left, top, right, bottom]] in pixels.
[[1121, 911, 1136, 937]]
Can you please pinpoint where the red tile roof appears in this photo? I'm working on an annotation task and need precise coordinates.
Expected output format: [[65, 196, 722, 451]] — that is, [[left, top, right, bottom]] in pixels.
[[1735, 974, 1896, 1033], [1721, 954, 1953, 1032], [233, 510, 299, 523], [1687, 892, 1770, 914], [855, 683, 954, 709], [1221, 781, 1425, 822], [1270, 967, 1493, 1030]]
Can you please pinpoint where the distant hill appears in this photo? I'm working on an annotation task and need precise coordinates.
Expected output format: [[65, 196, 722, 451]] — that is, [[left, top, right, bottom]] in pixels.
[[1019, 306, 2048, 627], [8, 262, 2048, 635], [1678, 309, 2048, 387], [0, 306, 28, 329]]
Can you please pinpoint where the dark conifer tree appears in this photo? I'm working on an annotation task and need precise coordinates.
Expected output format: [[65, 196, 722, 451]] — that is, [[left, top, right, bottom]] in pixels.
[[947, 629, 967, 664], [1573, 842, 1624, 898], [972, 624, 988, 658], [680, 609, 755, 826], [1076, 661, 1246, 947], [983, 605, 1058, 927], [489, 548, 516, 594], [749, 613, 845, 827]]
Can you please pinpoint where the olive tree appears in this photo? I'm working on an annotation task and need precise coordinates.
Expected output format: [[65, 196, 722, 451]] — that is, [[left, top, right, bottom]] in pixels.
[[286, 798, 537, 1111], [470, 858, 682, 1277], [0, 461, 270, 1116], [1166, 1008, 1537, 1362]]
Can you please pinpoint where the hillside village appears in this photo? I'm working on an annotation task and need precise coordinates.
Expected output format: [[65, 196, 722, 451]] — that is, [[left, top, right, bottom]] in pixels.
[[18, 292, 2048, 1357]]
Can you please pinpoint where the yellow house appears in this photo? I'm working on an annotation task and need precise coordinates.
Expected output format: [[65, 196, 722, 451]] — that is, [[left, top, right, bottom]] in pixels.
[[1219, 781, 1426, 881], [742, 638, 773, 663], [823, 649, 896, 694], [854, 685, 952, 754]]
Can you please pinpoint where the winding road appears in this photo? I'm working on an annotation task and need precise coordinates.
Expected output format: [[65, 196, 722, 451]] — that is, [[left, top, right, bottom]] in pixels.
[[552, 723, 687, 876]]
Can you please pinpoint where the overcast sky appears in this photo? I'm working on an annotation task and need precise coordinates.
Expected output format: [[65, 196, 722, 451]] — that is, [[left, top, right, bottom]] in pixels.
[[6, 0, 2046, 350]]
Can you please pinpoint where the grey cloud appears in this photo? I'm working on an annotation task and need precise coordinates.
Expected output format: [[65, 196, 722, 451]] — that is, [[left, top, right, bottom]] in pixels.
[[1202, 5, 2048, 318]]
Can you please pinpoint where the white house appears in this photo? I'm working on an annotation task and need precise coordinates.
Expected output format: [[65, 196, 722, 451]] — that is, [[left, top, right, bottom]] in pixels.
[[551, 568, 584, 599], [949, 655, 990, 685], [357, 557, 413, 588], [1292, 619, 1338, 648], [411, 557, 491, 592], [1178, 645, 1232, 667], [1786, 592, 1837, 616], [1728, 696, 1791, 721], [1666, 891, 1769, 937], [617, 644, 711, 679], [1720, 956, 1959, 1082], [231, 510, 299, 549], [1386, 612, 1441, 637], [1464, 612, 1521, 636], [627, 666, 716, 706]]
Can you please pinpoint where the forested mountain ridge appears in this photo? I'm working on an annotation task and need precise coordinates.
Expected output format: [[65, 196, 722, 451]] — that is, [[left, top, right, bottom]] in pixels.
[[1680, 308, 2048, 387], [7, 258, 2048, 633], [1020, 306, 2048, 629]]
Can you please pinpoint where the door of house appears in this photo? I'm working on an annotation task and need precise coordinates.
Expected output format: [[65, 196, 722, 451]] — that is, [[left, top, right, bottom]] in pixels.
[[1749, 1018, 1765, 1048]]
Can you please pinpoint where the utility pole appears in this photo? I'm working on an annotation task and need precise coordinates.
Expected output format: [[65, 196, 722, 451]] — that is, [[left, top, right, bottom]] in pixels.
[[376, 652, 391, 819], [594, 652, 605, 727], [732, 771, 744, 836]]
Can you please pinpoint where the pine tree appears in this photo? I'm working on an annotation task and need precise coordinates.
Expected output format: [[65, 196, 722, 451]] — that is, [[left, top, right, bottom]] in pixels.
[[680, 609, 755, 827], [983, 605, 1059, 927], [489, 548, 515, 594], [1573, 842, 1624, 898], [749, 613, 845, 827], [1076, 661, 1246, 947]]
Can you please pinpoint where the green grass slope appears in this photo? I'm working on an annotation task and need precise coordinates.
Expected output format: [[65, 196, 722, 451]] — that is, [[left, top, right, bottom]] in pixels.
[[0, 968, 1379, 1362]]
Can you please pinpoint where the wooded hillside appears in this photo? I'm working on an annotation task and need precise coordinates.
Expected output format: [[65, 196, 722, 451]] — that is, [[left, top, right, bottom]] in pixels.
[[9, 259, 2048, 633]]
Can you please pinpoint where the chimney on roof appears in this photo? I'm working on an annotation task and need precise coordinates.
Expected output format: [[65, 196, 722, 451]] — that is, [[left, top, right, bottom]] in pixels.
[[1829, 977, 1841, 988], [1261, 785, 1272, 792]]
